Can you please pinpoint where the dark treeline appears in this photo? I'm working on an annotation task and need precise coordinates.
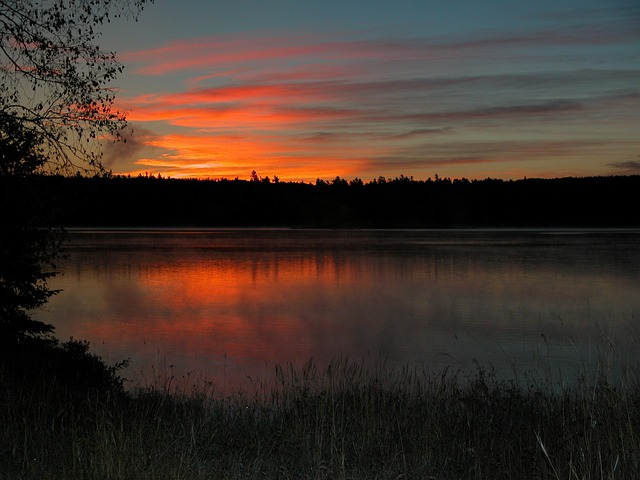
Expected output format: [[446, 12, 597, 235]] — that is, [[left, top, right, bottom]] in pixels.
[[31, 174, 640, 228]]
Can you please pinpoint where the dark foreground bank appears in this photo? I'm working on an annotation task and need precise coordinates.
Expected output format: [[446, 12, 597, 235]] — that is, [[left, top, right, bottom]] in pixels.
[[2, 355, 639, 479]]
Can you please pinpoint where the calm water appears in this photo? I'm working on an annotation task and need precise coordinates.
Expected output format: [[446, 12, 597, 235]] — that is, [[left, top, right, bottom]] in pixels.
[[36, 229, 640, 392]]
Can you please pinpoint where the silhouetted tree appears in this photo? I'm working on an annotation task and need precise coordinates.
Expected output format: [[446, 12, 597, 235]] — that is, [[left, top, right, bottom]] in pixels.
[[1, 0, 153, 173], [0, 0, 153, 342], [331, 176, 348, 187], [0, 114, 60, 339]]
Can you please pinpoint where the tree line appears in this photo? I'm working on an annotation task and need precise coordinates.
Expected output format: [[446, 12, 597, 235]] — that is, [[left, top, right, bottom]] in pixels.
[[32, 173, 640, 228]]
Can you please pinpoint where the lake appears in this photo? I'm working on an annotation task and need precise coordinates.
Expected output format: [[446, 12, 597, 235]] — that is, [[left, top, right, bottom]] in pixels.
[[35, 229, 640, 393]]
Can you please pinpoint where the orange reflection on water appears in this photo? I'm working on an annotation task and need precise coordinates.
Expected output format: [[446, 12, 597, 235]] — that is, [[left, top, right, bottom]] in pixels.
[[53, 250, 395, 391], [41, 230, 640, 393]]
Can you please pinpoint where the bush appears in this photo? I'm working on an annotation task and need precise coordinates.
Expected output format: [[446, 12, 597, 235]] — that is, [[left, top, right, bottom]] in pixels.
[[0, 335, 127, 397]]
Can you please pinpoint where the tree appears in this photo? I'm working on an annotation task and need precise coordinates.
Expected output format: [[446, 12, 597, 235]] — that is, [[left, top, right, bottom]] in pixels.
[[1, 0, 153, 173], [0, 0, 153, 340], [0, 113, 60, 339]]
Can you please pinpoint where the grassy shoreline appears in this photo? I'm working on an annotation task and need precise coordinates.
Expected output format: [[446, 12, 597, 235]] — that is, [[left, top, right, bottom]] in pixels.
[[2, 356, 639, 479]]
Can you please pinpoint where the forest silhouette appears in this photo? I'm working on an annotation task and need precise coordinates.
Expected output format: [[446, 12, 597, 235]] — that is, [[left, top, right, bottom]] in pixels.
[[32, 173, 640, 228]]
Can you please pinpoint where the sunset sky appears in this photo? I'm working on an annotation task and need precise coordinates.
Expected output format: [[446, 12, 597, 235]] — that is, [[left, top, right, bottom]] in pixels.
[[101, 0, 639, 182]]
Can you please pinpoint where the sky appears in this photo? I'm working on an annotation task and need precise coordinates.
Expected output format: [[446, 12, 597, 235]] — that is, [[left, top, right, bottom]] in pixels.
[[100, 0, 640, 182]]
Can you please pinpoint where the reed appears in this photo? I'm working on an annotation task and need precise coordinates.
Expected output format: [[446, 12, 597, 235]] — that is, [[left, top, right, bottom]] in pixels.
[[2, 357, 639, 479]]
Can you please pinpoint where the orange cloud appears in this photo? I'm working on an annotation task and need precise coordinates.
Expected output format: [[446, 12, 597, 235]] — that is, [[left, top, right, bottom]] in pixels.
[[126, 131, 378, 180], [113, 31, 640, 181]]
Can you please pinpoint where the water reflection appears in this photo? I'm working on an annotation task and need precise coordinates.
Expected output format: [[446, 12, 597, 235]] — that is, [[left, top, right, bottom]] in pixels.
[[38, 229, 640, 392]]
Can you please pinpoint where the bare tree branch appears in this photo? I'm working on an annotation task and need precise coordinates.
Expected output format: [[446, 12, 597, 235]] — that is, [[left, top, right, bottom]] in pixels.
[[0, 0, 153, 174]]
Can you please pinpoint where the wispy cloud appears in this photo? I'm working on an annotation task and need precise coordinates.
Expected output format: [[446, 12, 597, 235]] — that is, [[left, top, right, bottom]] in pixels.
[[123, 15, 639, 77], [102, 127, 163, 170], [608, 159, 640, 174], [115, 19, 640, 180]]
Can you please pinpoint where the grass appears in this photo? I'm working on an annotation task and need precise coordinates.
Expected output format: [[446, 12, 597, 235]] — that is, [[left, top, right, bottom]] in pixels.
[[2, 355, 640, 480]]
